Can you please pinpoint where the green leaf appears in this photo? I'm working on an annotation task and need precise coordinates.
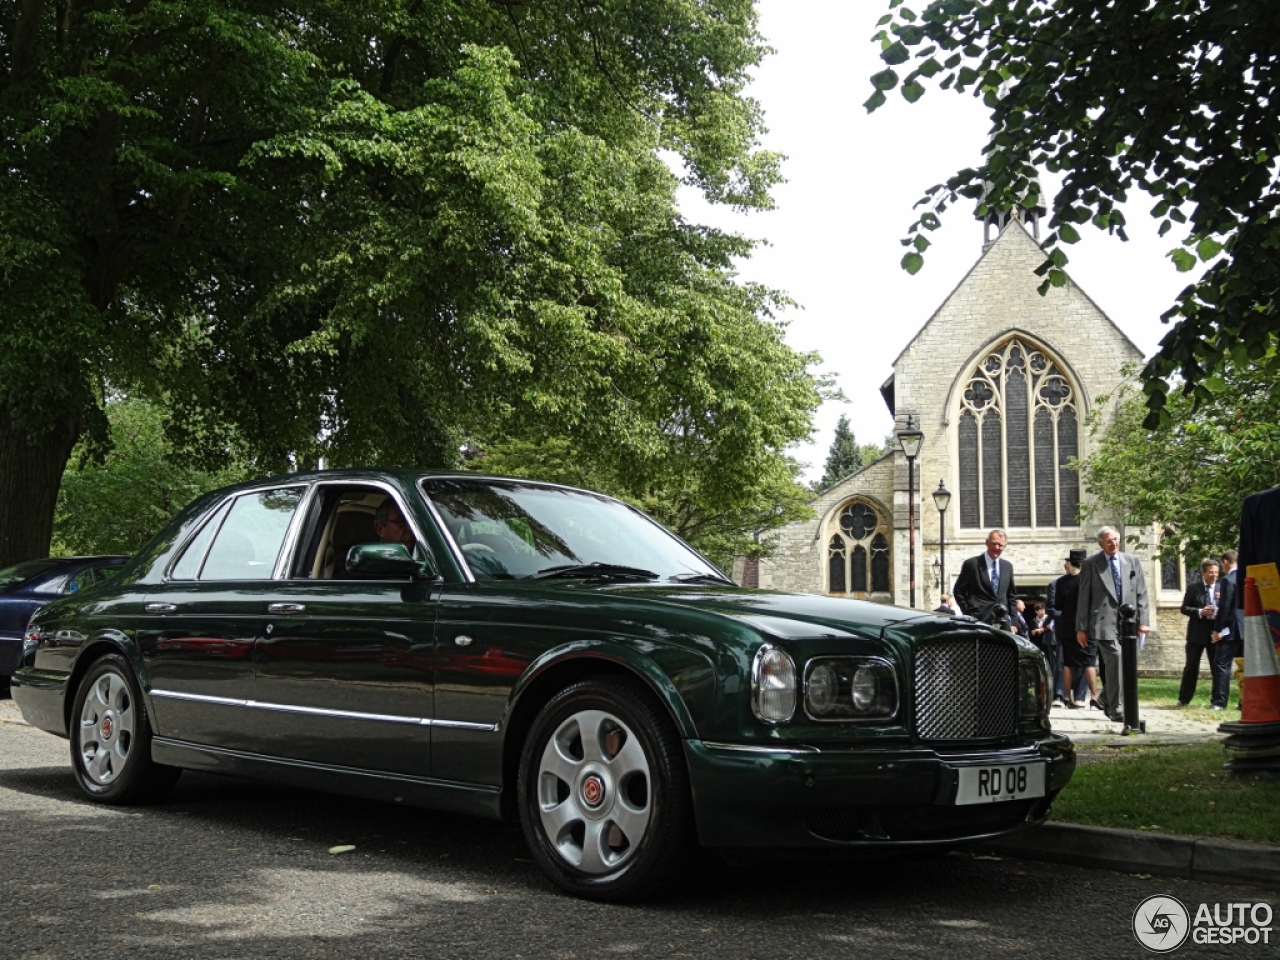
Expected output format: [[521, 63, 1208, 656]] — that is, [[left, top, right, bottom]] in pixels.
[[902, 251, 925, 274], [1202, 375, 1228, 394], [913, 234, 931, 252], [876, 14, 893, 25], [1049, 269, 1067, 287], [872, 69, 900, 91], [957, 65, 979, 87], [881, 42, 910, 65], [1196, 237, 1223, 261], [864, 89, 888, 112], [1170, 248, 1197, 272], [1058, 222, 1080, 244], [902, 81, 925, 102]]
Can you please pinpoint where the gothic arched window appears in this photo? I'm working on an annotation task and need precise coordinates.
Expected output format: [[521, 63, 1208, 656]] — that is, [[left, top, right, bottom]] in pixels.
[[827, 500, 892, 598], [957, 339, 1080, 529]]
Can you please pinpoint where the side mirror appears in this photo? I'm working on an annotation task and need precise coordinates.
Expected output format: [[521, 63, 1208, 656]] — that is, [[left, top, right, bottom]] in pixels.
[[346, 543, 438, 579]]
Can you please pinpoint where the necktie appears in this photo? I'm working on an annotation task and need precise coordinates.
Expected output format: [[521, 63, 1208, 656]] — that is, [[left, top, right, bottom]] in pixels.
[[991, 560, 1000, 596], [1109, 555, 1122, 599]]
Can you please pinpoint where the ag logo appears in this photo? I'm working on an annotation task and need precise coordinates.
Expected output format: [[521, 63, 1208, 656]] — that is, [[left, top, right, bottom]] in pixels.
[[1133, 895, 1190, 953]]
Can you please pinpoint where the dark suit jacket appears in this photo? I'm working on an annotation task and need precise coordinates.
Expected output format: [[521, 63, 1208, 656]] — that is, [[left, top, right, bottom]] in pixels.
[[1181, 579, 1221, 646], [1238, 485, 1280, 612], [1214, 568, 1242, 643], [953, 552, 1017, 625]]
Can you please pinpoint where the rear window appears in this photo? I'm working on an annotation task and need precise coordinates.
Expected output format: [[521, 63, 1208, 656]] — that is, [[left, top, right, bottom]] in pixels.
[[0, 560, 60, 590]]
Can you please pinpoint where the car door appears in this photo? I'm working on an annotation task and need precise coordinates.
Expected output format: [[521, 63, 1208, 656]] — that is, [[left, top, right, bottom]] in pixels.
[[139, 484, 308, 750], [249, 482, 438, 778]]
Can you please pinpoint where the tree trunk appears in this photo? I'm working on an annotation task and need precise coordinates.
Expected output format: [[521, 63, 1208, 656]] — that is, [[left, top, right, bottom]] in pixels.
[[0, 410, 82, 567]]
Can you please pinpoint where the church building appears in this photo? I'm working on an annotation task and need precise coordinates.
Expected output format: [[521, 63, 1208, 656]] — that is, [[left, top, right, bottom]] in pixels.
[[740, 213, 1192, 673]]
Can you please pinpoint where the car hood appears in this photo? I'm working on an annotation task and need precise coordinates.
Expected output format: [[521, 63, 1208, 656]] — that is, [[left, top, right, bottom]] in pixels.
[[590, 584, 944, 640]]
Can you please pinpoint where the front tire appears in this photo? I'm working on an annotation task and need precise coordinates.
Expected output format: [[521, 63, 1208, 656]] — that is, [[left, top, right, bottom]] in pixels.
[[518, 677, 693, 901], [70, 653, 180, 804]]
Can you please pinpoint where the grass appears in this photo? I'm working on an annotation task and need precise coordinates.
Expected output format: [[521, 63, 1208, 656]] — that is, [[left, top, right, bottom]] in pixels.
[[1138, 675, 1241, 724], [1052, 741, 1280, 843]]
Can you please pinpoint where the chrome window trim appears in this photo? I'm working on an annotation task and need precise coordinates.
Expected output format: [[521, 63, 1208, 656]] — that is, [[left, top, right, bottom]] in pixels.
[[273, 482, 322, 579], [148, 689, 499, 732], [802, 654, 901, 723]]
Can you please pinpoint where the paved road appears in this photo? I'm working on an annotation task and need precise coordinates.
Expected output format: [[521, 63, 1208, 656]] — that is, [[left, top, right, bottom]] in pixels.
[[0, 703, 1273, 959]]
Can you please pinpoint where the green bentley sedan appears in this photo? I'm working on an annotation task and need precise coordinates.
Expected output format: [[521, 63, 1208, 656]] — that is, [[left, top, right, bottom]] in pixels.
[[13, 470, 1073, 900]]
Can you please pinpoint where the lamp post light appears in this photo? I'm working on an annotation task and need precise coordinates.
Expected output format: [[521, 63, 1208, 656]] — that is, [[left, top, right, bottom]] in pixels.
[[931, 556, 941, 590], [897, 415, 924, 608], [932, 479, 952, 602]]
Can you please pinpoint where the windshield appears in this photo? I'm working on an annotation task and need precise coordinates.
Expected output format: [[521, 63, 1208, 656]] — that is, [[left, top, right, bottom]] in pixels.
[[421, 478, 727, 582], [0, 560, 60, 589]]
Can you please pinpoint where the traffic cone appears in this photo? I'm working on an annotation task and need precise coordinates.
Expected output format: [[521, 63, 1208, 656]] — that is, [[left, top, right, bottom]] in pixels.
[[1240, 576, 1280, 723], [1220, 578, 1280, 777]]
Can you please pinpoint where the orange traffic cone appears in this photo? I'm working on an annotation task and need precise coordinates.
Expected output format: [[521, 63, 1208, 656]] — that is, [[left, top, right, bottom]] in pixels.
[[1240, 576, 1280, 723]]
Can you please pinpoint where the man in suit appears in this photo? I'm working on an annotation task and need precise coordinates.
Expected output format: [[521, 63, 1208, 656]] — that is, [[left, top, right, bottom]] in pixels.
[[1178, 558, 1221, 705], [953, 529, 1019, 632], [1076, 526, 1150, 722], [1211, 549, 1241, 710]]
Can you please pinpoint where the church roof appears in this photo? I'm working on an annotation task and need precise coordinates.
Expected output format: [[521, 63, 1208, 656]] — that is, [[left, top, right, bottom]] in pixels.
[[879, 219, 1144, 416]]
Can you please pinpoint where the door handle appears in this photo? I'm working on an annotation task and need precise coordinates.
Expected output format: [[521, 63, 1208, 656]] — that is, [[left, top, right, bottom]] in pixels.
[[145, 603, 177, 613], [267, 603, 307, 615]]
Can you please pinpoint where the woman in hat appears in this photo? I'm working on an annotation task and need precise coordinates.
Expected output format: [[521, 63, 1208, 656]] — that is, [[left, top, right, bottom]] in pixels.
[[1049, 548, 1095, 708]]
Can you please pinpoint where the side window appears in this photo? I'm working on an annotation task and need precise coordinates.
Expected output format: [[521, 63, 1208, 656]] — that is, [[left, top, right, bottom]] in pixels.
[[64, 570, 95, 594], [297, 486, 414, 580], [200, 488, 306, 581], [170, 500, 233, 580]]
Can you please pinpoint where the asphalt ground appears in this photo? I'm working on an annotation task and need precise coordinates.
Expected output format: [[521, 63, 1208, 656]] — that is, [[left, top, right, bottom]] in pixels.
[[2, 698, 1277, 959]]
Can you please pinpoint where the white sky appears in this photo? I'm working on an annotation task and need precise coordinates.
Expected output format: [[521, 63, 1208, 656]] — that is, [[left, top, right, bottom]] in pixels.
[[677, 0, 1201, 483]]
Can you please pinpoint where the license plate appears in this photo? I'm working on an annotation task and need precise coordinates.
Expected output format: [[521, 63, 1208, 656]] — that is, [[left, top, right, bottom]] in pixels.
[[955, 762, 1046, 805]]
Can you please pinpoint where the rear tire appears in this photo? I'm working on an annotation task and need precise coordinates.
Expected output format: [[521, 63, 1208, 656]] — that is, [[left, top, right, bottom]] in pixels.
[[70, 653, 180, 804], [517, 677, 693, 901]]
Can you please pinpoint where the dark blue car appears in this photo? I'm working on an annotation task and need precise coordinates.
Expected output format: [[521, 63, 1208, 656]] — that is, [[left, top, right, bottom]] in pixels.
[[0, 557, 128, 693]]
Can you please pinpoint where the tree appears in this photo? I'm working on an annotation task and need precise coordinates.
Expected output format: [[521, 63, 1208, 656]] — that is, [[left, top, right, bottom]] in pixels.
[[865, 0, 1280, 427], [53, 398, 248, 557], [1078, 350, 1280, 561], [819, 415, 863, 488], [2, 1, 811, 565]]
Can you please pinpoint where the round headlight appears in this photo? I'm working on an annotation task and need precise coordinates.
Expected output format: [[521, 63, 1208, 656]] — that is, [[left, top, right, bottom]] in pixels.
[[851, 665, 879, 711], [807, 663, 839, 715]]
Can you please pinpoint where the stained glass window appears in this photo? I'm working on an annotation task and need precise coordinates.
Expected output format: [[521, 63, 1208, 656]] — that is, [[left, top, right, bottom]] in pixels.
[[828, 501, 891, 599], [957, 339, 1080, 529]]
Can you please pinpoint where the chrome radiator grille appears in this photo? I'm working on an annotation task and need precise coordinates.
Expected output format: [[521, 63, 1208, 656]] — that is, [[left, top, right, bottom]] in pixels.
[[913, 635, 1018, 740]]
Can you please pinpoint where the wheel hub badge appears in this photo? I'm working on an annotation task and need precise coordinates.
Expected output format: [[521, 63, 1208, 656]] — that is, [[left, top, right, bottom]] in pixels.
[[101, 716, 113, 739], [581, 774, 605, 808]]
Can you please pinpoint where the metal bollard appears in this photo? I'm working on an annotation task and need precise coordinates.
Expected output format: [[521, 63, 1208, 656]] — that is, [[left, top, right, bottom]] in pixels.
[[1119, 602, 1145, 735]]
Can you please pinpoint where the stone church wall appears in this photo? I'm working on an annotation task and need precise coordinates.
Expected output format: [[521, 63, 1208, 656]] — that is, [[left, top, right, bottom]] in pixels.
[[751, 454, 896, 595]]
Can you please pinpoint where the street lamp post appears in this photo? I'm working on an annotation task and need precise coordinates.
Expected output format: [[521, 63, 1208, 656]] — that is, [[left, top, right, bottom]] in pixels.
[[932, 480, 952, 602], [897, 415, 924, 608]]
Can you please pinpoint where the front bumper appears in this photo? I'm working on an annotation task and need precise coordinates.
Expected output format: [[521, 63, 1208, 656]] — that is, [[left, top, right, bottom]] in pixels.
[[684, 734, 1075, 849]]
